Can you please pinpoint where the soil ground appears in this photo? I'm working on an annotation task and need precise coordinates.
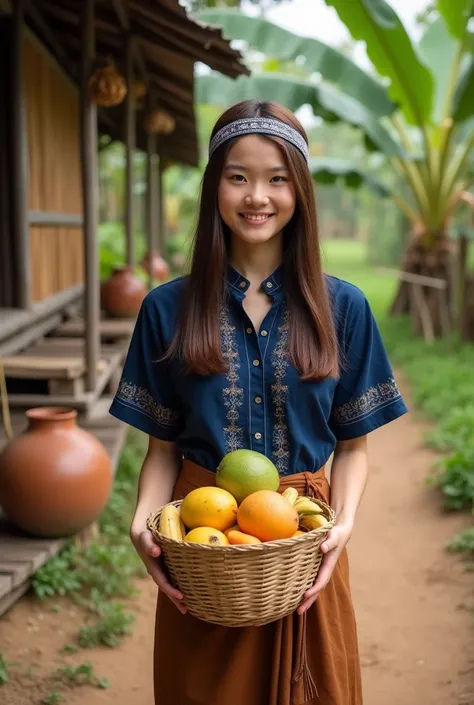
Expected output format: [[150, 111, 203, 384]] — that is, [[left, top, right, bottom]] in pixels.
[[1, 376, 473, 705]]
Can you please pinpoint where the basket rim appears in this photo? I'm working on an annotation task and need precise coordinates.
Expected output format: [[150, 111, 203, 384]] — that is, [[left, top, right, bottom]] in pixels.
[[146, 497, 336, 552]]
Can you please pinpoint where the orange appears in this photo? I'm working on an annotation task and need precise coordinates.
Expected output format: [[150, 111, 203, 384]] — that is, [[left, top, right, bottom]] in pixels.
[[180, 486, 237, 532], [227, 529, 261, 545], [292, 530, 305, 537], [237, 490, 299, 542], [184, 527, 229, 546]]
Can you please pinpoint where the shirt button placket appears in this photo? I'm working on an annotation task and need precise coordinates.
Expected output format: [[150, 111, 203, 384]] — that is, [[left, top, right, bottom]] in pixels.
[[250, 348, 264, 450]]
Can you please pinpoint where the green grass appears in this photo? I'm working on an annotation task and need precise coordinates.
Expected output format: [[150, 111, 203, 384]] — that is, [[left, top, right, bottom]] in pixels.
[[324, 239, 474, 546], [321, 238, 397, 317]]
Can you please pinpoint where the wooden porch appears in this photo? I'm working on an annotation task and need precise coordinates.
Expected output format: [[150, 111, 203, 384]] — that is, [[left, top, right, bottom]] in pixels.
[[0, 403, 127, 617], [0, 0, 246, 617]]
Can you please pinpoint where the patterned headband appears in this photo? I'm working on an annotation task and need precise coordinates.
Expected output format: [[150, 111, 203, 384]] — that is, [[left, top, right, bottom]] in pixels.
[[209, 117, 310, 164]]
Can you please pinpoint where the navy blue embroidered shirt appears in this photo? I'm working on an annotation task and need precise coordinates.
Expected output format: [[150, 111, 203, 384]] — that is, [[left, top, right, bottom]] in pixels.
[[109, 267, 408, 475]]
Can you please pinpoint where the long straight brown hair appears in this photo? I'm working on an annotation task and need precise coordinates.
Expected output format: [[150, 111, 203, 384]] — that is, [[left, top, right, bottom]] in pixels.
[[165, 100, 339, 381]]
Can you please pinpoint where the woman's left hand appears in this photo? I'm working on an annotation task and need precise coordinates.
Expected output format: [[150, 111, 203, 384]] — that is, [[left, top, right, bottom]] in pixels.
[[297, 522, 353, 615]]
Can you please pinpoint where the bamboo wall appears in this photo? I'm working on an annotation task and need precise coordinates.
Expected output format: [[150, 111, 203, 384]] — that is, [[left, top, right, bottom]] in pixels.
[[23, 32, 84, 303]]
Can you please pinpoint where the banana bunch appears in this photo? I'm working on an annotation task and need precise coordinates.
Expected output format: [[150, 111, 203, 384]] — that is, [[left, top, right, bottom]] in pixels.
[[282, 488, 323, 515], [281, 487, 298, 505], [294, 497, 323, 516], [159, 504, 185, 541], [282, 487, 329, 531], [300, 514, 329, 530]]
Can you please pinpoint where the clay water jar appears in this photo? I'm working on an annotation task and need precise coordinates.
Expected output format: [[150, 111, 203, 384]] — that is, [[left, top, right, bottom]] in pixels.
[[101, 266, 146, 317], [140, 251, 170, 282], [0, 407, 113, 538]]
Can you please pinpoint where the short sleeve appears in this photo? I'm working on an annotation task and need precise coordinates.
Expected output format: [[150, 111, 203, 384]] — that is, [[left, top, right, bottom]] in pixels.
[[329, 295, 408, 441], [108, 294, 184, 442]]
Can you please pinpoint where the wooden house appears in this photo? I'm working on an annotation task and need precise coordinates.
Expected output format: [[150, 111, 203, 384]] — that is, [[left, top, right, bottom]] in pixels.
[[0, 0, 246, 614]]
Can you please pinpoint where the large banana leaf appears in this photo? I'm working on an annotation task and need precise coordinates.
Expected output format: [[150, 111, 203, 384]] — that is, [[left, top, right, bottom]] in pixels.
[[436, 0, 474, 39], [196, 9, 395, 119], [419, 18, 458, 124], [196, 73, 404, 157], [323, 0, 434, 126], [453, 58, 474, 122], [309, 157, 391, 197]]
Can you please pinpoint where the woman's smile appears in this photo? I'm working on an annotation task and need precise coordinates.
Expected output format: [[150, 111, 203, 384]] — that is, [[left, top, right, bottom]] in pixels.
[[240, 212, 274, 225]]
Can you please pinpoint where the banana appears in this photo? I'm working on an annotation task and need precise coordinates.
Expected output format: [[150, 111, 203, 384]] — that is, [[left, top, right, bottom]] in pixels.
[[300, 514, 329, 531], [282, 487, 298, 506], [294, 497, 323, 516], [159, 504, 185, 540]]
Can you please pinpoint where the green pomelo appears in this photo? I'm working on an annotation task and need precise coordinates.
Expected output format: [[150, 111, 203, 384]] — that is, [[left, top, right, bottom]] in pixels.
[[216, 449, 280, 503]]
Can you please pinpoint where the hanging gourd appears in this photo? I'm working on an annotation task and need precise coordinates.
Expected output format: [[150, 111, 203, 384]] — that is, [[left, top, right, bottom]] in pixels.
[[88, 58, 127, 107], [145, 108, 176, 135], [132, 79, 147, 100]]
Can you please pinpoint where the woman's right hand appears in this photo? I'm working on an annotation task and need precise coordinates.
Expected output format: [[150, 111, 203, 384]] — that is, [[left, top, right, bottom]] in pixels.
[[133, 529, 187, 614]]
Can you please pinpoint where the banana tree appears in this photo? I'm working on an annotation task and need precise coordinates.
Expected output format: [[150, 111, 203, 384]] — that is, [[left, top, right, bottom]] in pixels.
[[196, 2, 474, 333]]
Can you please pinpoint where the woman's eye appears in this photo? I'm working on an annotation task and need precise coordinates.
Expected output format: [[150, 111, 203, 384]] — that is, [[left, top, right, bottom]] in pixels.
[[271, 176, 288, 183], [230, 174, 246, 182]]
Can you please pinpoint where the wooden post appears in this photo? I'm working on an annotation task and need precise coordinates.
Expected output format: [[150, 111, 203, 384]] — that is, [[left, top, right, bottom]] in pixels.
[[157, 156, 165, 255], [457, 234, 469, 329], [124, 34, 135, 268], [409, 283, 435, 344], [80, 0, 100, 392], [11, 0, 31, 309], [146, 129, 156, 291]]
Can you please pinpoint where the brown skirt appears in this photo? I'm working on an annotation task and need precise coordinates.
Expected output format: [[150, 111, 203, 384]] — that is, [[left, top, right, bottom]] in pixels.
[[153, 459, 362, 705]]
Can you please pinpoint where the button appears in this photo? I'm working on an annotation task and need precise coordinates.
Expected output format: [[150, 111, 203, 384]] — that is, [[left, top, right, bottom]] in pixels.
[[255, 396, 262, 404], [266, 281, 273, 289], [260, 330, 268, 337], [253, 359, 260, 367], [254, 432, 262, 440], [239, 281, 246, 288], [246, 327, 252, 334]]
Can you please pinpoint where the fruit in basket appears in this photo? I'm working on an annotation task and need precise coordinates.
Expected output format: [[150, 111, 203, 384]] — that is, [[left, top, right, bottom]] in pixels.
[[184, 527, 229, 545], [294, 497, 323, 516], [216, 450, 280, 504], [224, 523, 240, 536], [180, 487, 238, 532], [227, 529, 261, 545], [300, 514, 329, 531], [159, 504, 185, 540], [282, 487, 298, 505], [237, 490, 298, 542], [292, 530, 305, 537]]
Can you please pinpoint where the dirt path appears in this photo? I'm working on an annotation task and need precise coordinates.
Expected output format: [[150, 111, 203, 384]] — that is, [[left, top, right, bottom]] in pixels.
[[1, 376, 473, 704], [349, 379, 474, 705]]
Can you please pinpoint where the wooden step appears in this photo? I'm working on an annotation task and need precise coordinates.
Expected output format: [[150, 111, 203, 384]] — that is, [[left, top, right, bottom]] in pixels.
[[55, 317, 135, 341], [1, 355, 108, 380]]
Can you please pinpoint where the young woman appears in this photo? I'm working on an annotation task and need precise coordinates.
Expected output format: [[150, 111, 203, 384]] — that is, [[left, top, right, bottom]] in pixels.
[[109, 99, 408, 705]]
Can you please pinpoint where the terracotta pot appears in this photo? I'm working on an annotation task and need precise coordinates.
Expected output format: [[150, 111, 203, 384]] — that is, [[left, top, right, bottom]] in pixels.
[[101, 266, 146, 317], [0, 407, 113, 538], [170, 252, 187, 272], [140, 251, 170, 282]]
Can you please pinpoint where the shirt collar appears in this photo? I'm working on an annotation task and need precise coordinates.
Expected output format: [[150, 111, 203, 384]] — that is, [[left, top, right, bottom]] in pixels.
[[225, 264, 284, 298]]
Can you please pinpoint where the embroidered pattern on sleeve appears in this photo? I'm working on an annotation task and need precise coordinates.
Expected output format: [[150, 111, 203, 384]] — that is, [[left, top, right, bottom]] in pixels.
[[116, 380, 180, 428], [221, 307, 245, 452], [332, 378, 401, 426], [271, 306, 290, 474]]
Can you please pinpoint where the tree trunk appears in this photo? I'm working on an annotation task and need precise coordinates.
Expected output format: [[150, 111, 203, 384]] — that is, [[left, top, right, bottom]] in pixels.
[[388, 233, 455, 338], [460, 274, 474, 341]]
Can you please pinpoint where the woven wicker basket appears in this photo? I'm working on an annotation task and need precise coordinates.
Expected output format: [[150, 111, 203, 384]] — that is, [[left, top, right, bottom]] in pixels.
[[146, 497, 336, 627]]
